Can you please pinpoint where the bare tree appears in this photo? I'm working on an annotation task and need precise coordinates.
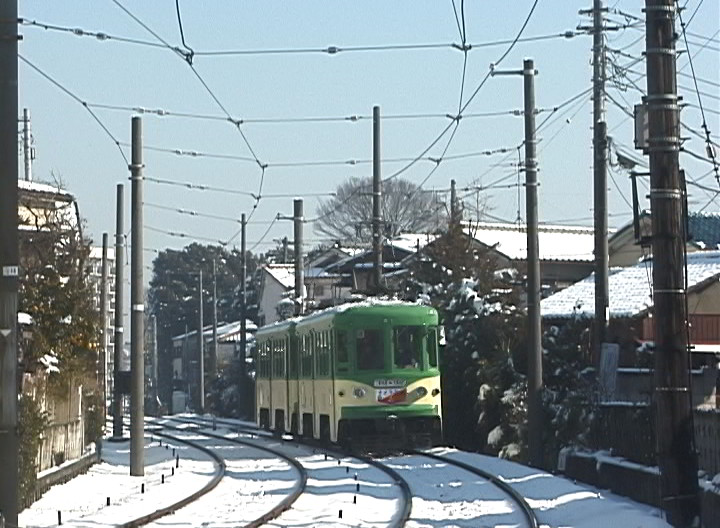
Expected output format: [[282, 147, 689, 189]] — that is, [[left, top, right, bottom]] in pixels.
[[314, 177, 446, 243]]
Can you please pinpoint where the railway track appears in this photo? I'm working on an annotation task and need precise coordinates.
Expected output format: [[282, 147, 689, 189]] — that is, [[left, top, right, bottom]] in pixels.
[[406, 449, 540, 528], [172, 414, 413, 527], [175, 414, 540, 527]]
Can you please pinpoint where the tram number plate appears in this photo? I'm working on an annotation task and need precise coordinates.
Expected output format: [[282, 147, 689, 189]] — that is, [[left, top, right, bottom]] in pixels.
[[376, 387, 407, 404]]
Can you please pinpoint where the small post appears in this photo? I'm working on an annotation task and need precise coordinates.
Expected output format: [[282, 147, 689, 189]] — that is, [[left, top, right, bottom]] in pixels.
[[176, 455, 179, 468], [57, 511, 62, 525], [141, 483, 144, 494], [106, 497, 110, 506], [339, 510, 342, 519], [162, 474, 165, 484]]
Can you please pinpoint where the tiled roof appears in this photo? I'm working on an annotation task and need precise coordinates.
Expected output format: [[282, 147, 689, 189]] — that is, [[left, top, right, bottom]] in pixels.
[[541, 250, 720, 319], [464, 222, 603, 262], [689, 212, 720, 249]]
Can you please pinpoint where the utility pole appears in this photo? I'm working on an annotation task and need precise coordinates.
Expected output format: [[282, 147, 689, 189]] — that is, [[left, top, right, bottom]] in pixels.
[[450, 178, 458, 227], [239, 213, 248, 416], [198, 269, 204, 413], [372, 105, 383, 292], [151, 314, 158, 413], [22, 108, 32, 182], [100, 233, 109, 437], [645, 0, 699, 524], [591, 0, 609, 357], [129, 116, 144, 476], [211, 258, 218, 382], [0, 0, 19, 522], [294, 199, 304, 315], [492, 58, 543, 468], [282, 236, 289, 264], [112, 184, 125, 439]]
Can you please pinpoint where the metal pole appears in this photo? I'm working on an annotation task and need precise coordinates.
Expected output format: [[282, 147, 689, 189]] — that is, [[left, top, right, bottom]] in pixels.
[[372, 106, 383, 292], [211, 259, 218, 383], [450, 178, 457, 227], [240, 214, 248, 415], [151, 314, 158, 411], [294, 199, 304, 315], [645, 0, 699, 524], [198, 270, 204, 413], [22, 108, 32, 182], [100, 233, 109, 436], [0, 2, 19, 522], [112, 184, 125, 439], [129, 116, 144, 476], [593, 0, 609, 356], [282, 236, 288, 264], [523, 58, 543, 468]]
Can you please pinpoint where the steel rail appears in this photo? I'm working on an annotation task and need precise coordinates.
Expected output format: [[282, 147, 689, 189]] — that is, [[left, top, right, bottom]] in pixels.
[[173, 414, 413, 528], [155, 418, 308, 527], [118, 429, 225, 528], [409, 449, 540, 528]]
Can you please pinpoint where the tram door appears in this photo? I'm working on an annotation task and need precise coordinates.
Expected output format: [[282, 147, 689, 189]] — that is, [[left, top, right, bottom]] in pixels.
[[288, 336, 300, 435], [298, 333, 315, 438]]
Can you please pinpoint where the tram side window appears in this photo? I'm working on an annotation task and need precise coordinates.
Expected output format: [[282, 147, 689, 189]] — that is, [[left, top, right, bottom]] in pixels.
[[393, 326, 421, 369], [336, 331, 348, 363], [356, 329, 384, 370], [318, 332, 330, 376], [301, 335, 313, 377], [427, 327, 438, 368]]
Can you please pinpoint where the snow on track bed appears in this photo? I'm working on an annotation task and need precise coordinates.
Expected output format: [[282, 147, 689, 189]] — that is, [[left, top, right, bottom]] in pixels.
[[176, 415, 411, 527], [149, 418, 306, 527]]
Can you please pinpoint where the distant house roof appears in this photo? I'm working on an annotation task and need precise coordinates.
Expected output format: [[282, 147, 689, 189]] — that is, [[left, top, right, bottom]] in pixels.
[[387, 233, 438, 254], [464, 221, 602, 262], [171, 319, 257, 343], [688, 212, 720, 249], [18, 179, 75, 199], [541, 250, 720, 319], [263, 263, 295, 290]]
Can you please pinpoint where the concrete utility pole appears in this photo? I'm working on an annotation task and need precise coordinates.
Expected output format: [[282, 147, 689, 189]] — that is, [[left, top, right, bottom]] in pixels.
[[22, 108, 32, 182], [372, 105, 383, 292], [493, 58, 543, 468], [294, 199, 304, 315], [129, 116, 144, 476], [112, 184, 125, 439], [198, 269, 204, 413], [239, 213, 248, 415], [151, 314, 158, 412], [644, 0, 700, 524], [450, 179, 458, 227], [211, 258, 218, 382], [282, 236, 289, 264], [100, 233, 109, 436], [0, 1, 19, 522]]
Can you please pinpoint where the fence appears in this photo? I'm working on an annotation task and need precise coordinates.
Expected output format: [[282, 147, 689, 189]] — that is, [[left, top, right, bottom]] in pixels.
[[594, 404, 720, 476]]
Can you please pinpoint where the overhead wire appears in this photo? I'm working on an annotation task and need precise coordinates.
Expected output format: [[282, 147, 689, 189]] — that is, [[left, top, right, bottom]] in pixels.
[[19, 54, 129, 165]]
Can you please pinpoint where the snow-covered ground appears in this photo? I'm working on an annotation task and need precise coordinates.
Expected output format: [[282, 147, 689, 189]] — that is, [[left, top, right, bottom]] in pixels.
[[19, 417, 672, 528]]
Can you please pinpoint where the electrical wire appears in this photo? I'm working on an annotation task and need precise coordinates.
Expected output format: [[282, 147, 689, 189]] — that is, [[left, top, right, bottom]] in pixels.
[[19, 54, 129, 165]]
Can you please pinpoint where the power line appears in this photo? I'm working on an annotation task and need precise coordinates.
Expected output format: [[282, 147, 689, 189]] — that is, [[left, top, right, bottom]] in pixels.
[[19, 54, 129, 165]]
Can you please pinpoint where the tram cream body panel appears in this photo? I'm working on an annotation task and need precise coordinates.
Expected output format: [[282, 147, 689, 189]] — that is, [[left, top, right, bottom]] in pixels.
[[256, 378, 271, 424], [298, 377, 315, 436], [312, 379, 336, 440], [270, 378, 288, 431]]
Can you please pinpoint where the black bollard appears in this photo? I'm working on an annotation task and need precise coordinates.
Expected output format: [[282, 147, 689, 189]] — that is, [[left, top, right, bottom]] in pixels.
[[354, 473, 358, 481], [165, 444, 169, 450], [324, 453, 327, 461], [141, 483, 145, 494], [172, 467, 175, 476], [159, 439, 162, 447], [162, 474, 165, 484], [57, 511, 62, 525], [353, 495, 357, 504], [356, 482, 360, 492], [339, 510, 342, 519], [176, 454, 179, 468], [346, 466, 349, 473], [106, 497, 110, 506]]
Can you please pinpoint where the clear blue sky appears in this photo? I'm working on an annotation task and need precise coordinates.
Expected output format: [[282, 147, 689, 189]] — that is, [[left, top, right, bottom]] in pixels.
[[18, 1, 720, 258]]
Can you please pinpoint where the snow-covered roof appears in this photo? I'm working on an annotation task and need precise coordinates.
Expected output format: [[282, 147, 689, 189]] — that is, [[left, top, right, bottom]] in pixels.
[[263, 264, 295, 289], [386, 233, 438, 253], [171, 319, 257, 342], [464, 222, 602, 262], [541, 250, 720, 319], [18, 179, 75, 199]]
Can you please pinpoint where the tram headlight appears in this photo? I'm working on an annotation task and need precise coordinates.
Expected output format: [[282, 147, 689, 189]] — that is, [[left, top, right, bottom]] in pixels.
[[353, 387, 366, 399], [415, 386, 428, 398]]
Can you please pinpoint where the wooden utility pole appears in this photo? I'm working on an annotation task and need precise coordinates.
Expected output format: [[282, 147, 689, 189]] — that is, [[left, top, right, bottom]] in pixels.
[[645, 0, 699, 525], [0, 1, 19, 523]]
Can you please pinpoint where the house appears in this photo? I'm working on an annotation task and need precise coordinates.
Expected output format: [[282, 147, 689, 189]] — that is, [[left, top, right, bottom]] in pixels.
[[461, 221, 601, 294], [18, 179, 79, 234], [171, 318, 257, 411], [541, 250, 720, 407], [88, 246, 117, 402], [609, 211, 720, 267]]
